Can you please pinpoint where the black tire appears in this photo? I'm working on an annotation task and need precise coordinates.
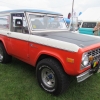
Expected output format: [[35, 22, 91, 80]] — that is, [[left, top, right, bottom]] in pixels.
[[0, 43, 12, 63], [36, 58, 70, 95]]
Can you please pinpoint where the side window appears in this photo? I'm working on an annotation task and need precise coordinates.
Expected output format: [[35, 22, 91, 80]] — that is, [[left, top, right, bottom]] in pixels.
[[82, 22, 96, 28], [82, 22, 88, 28], [11, 13, 29, 33], [0, 15, 9, 30]]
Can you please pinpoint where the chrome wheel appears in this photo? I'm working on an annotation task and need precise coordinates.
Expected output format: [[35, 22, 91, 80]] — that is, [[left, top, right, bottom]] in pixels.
[[41, 66, 55, 88], [0, 47, 3, 62]]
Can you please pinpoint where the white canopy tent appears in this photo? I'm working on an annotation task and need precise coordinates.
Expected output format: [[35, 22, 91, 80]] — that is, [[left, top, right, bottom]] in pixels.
[[78, 7, 100, 21]]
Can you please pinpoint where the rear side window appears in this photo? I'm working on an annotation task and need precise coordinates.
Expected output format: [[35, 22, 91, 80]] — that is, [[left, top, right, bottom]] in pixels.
[[82, 22, 96, 28], [0, 15, 9, 29]]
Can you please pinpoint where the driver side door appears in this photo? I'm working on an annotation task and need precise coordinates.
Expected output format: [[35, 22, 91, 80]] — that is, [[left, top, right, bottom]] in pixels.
[[7, 13, 30, 62]]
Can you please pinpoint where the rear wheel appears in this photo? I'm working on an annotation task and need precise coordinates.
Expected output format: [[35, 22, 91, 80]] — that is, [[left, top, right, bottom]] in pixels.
[[36, 58, 70, 95], [0, 43, 12, 63]]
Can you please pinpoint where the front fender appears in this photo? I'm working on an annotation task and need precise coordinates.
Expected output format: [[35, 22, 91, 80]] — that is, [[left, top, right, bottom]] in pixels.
[[35, 50, 74, 74]]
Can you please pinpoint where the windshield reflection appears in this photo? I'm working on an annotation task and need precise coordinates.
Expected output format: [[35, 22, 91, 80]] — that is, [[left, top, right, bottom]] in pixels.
[[29, 14, 67, 30]]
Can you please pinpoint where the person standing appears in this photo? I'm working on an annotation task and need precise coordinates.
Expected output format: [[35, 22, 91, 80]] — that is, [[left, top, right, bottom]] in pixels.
[[93, 22, 100, 36]]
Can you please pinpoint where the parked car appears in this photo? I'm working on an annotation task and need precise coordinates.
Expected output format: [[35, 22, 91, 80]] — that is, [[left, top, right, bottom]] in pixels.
[[79, 20, 97, 35], [0, 9, 100, 95]]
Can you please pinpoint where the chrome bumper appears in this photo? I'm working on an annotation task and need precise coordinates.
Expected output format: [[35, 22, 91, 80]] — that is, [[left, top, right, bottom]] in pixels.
[[76, 62, 100, 82], [77, 69, 93, 83], [77, 67, 100, 82], [77, 60, 100, 83]]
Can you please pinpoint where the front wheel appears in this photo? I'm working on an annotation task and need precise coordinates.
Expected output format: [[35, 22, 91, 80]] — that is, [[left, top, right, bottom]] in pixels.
[[36, 58, 70, 95]]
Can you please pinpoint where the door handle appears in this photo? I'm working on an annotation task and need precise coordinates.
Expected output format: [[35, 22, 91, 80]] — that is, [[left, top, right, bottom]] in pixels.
[[7, 33, 11, 35]]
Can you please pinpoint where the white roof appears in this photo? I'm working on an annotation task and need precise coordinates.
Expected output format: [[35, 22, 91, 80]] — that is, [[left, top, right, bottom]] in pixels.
[[78, 7, 100, 21]]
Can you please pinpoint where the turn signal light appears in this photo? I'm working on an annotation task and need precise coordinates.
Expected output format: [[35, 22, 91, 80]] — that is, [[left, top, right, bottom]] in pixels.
[[67, 58, 74, 63]]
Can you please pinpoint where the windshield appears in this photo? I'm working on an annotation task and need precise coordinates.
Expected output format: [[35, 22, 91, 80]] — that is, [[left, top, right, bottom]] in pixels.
[[29, 14, 67, 30]]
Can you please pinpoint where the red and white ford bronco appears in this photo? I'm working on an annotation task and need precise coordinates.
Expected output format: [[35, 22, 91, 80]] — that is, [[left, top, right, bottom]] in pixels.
[[0, 9, 100, 95]]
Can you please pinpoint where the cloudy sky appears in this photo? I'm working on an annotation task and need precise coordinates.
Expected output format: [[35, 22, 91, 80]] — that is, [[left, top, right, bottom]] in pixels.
[[0, 0, 100, 17]]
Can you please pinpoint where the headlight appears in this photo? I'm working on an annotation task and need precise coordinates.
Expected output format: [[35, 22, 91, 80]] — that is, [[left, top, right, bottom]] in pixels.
[[81, 53, 89, 69]]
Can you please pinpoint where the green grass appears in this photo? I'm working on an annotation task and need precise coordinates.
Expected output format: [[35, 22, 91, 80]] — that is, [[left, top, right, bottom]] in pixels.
[[0, 58, 100, 100]]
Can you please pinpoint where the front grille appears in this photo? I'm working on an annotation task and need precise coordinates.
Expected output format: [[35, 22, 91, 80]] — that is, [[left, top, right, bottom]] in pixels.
[[88, 48, 100, 60]]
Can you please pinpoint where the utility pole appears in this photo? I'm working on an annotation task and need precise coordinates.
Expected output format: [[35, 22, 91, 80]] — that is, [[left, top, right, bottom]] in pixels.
[[71, 0, 74, 31]]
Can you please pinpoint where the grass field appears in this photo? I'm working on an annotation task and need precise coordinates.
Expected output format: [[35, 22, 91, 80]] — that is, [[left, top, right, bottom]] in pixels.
[[0, 58, 100, 100]]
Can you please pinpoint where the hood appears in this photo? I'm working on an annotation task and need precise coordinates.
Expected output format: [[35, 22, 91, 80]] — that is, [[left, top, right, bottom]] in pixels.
[[35, 31, 100, 48]]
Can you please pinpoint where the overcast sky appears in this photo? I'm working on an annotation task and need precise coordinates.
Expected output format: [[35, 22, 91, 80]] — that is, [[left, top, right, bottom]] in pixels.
[[0, 0, 100, 17]]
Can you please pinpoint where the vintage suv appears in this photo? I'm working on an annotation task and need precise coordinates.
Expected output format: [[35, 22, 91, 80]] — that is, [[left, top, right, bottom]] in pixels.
[[0, 9, 100, 95]]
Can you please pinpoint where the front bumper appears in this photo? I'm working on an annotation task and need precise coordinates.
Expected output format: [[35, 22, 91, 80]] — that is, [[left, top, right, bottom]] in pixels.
[[77, 66, 100, 83]]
